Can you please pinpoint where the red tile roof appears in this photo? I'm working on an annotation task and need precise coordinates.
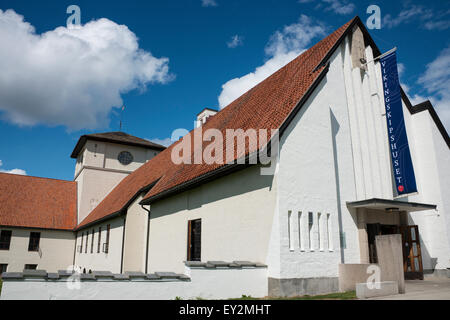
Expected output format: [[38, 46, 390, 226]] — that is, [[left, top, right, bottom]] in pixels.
[[77, 17, 358, 229], [0, 173, 77, 230]]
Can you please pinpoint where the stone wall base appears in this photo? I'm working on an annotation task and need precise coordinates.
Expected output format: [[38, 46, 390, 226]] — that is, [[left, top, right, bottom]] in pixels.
[[268, 277, 339, 297], [424, 269, 450, 279]]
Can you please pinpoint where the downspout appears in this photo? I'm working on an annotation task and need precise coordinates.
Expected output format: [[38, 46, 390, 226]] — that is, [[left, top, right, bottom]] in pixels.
[[120, 215, 126, 274], [72, 231, 78, 272], [141, 204, 151, 274]]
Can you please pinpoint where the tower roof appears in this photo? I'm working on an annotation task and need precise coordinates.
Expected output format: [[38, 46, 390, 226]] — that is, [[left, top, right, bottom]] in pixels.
[[70, 131, 166, 159]]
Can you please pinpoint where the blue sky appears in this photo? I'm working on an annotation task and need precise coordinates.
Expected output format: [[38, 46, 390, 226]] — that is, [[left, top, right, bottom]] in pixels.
[[0, 0, 448, 180]]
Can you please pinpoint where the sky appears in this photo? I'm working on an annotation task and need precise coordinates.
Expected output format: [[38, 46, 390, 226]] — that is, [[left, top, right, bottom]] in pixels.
[[0, 0, 448, 180]]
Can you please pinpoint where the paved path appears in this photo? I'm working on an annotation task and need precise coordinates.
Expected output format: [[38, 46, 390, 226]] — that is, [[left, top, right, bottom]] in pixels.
[[369, 278, 450, 300]]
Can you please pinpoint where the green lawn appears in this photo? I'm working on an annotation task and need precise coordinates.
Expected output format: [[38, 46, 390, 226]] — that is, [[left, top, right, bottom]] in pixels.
[[231, 291, 356, 300]]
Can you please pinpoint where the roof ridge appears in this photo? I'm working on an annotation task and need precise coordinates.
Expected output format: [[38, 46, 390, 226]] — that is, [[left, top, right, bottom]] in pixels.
[[0, 171, 75, 183]]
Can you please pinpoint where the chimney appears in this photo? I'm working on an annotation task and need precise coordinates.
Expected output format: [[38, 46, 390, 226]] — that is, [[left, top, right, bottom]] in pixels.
[[196, 108, 218, 128]]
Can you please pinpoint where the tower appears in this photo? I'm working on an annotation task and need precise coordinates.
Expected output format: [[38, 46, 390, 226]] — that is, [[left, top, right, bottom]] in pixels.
[[71, 132, 165, 224]]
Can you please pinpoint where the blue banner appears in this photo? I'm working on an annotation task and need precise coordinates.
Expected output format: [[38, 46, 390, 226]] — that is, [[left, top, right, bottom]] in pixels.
[[380, 51, 417, 196]]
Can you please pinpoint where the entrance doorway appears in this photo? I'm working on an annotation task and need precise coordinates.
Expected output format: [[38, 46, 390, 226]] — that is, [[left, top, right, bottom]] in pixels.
[[367, 223, 423, 280]]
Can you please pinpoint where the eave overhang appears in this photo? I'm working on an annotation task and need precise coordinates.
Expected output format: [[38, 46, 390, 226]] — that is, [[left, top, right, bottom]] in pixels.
[[346, 198, 437, 212]]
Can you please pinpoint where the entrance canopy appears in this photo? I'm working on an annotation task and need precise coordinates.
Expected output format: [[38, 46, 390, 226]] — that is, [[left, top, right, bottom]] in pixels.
[[347, 198, 436, 212]]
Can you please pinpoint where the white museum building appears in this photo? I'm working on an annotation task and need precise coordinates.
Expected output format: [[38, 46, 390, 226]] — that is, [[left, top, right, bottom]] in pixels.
[[0, 16, 449, 299]]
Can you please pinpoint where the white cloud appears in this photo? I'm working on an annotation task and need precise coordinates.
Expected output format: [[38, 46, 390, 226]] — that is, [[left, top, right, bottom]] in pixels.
[[401, 47, 450, 132], [322, 0, 355, 15], [227, 35, 244, 48], [0, 160, 27, 175], [0, 9, 173, 130], [148, 137, 173, 147], [201, 0, 218, 7], [417, 46, 450, 131], [298, 0, 355, 15], [383, 5, 433, 29], [423, 20, 450, 31], [218, 15, 326, 109], [397, 63, 405, 78], [424, 9, 450, 30]]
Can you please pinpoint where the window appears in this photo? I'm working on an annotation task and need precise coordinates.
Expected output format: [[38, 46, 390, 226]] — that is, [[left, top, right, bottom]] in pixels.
[[0, 264, 8, 274], [24, 264, 37, 270], [308, 212, 314, 250], [327, 214, 333, 251], [97, 226, 102, 253], [103, 224, 110, 254], [318, 212, 323, 251], [91, 229, 94, 254], [298, 212, 304, 251], [118, 151, 133, 165], [187, 219, 201, 261], [288, 211, 294, 251], [85, 230, 88, 253], [80, 232, 84, 253], [28, 232, 40, 252], [0, 230, 12, 250]]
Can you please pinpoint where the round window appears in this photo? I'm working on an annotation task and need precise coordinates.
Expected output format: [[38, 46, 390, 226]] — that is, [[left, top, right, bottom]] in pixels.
[[118, 151, 133, 165]]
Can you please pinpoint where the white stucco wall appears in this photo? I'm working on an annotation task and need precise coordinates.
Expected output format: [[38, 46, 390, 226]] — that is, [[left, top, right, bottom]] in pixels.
[[405, 110, 450, 270], [273, 46, 352, 280], [147, 165, 277, 274], [122, 195, 149, 273], [75, 140, 161, 224], [0, 228, 75, 272], [74, 216, 124, 273], [0, 267, 268, 300], [75, 168, 128, 224]]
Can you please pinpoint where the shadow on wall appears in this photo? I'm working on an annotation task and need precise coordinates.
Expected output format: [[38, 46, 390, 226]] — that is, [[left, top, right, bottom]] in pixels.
[[150, 165, 276, 219], [330, 108, 346, 264]]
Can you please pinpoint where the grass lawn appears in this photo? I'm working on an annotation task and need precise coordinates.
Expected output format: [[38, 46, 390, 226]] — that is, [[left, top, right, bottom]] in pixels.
[[231, 291, 356, 300]]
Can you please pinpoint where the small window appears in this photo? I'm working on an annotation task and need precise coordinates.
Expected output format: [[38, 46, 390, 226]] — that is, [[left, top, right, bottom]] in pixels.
[[85, 230, 88, 253], [97, 226, 102, 253], [288, 211, 294, 251], [28, 232, 40, 252], [91, 229, 94, 254], [318, 212, 322, 251], [298, 212, 303, 251], [24, 264, 37, 270], [308, 212, 314, 250], [187, 219, 201, 261], [0, 230, 12, 250], [103, 224, 110, 254], [0, 264, 8, 274], [80, 232, 84, 253], [118, 151, 133, 165], [327, 213, 333, 251]]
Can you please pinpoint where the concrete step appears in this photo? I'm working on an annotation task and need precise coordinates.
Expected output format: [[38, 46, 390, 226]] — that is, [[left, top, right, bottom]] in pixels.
[[356, 281, 399, 299]]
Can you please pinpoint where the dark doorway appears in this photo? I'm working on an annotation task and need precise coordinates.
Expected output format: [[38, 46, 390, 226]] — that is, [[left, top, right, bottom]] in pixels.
[[367, 223, 423, 280], [400, 225, 424, 280], [187, 219, 201, 261], [367, 223, 399, 264]]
